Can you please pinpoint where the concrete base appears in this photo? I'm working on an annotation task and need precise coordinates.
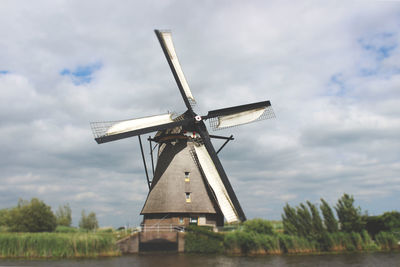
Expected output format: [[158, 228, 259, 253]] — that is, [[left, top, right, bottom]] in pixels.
[[117, 232, 139, 253], [117, 232, 185, 253]]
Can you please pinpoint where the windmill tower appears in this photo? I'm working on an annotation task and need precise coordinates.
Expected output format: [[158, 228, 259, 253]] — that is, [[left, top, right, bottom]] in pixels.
[[90, 30, 275, 228]]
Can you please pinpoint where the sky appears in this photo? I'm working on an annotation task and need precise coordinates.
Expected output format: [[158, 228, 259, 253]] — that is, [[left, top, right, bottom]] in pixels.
[[0, 0, 399, 227]]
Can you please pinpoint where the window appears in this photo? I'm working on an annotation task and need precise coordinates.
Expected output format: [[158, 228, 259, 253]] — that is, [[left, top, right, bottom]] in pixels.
[[189, 217, 198, 225], [184, 171, 190, 182], [185, 192, 191, 203], [179, 217, 184, 224]]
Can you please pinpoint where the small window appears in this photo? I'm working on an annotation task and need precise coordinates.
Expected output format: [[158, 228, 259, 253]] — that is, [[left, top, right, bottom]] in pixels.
[[184, 172, 190, 182], [179, 217, 184, 224], [185, 192, 191, 203], [189, 217, 198, 225]]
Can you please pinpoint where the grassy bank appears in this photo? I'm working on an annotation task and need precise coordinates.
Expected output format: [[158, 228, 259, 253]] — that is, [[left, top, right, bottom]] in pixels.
[[0, 232, 120, 258], [184, 226, 399, 255]]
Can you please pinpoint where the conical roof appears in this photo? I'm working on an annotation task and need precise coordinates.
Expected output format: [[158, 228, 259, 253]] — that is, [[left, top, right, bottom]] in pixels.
[[141, 139, 217, 214]]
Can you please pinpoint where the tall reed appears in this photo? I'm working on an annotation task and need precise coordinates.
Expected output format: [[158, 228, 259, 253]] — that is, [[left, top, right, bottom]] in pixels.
[[0, 232, 120, 258], [278, 234, 318, 254], [375, 231, 398, 250], [185, 226, 224, 253]]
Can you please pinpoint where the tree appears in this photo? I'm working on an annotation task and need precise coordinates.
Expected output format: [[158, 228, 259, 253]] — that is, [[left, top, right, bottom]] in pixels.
[[381, 211, 400, 232], [365, 211, 400, 237], [282, 203, 298, 235], [8, 198, 56, 232], [56, 204, 72, 226], [335, 193, 365, 232], [0, 209, 9, 226], [320, 198, 338, 232], [307, 201, 324, 238], [79, 210, 98, 231], [296, 203, 313, 237]]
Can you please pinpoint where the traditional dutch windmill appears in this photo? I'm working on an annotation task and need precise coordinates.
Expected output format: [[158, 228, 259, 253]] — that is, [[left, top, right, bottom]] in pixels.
[[91, 30, 274, 227]]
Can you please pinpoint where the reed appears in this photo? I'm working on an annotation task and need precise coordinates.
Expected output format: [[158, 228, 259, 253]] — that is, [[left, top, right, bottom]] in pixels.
[[278, 234, 318, 254], [0, 232, 120, 258], [185, 226, 224, 253], [375, 231, 398, 250]]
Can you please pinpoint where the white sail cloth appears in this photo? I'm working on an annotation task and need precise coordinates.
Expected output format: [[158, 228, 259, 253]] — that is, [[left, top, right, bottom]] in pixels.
[[216, 107, 266, 129], [159, 31, 196, 105], [106, 114, 174, 136], [194, 144, 239, 223]]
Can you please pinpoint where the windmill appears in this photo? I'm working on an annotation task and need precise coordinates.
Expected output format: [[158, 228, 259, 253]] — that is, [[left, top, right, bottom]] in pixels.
[[90, 30, 275, 227]]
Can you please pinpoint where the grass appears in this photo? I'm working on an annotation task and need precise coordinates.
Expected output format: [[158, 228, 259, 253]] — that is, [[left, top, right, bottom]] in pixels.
[[0, 232, 120, 258]]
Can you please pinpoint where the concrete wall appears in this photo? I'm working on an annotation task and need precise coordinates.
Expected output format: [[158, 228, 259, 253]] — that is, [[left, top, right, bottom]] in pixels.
[[116, 231, 186, 253], [117, 232, 139, 253], [140, 231, 177, 243]]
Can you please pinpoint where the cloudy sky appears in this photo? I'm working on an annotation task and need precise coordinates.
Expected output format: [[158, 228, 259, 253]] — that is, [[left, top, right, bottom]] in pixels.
[[1, 0, 399, 227]]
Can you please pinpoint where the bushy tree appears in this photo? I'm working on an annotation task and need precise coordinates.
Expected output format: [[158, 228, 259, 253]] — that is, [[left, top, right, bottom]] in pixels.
[[7, 198, 56, 232], [335, 193, 365, 232], [242, 218, 274, 235], [79, 210, 98, 231], [56, 204, 72, 226], [320, 198, 338, 233], [381, 211, 400, 232]]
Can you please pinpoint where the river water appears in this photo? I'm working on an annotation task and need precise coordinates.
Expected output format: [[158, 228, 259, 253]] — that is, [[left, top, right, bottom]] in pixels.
[[0, 252, 399, 267]]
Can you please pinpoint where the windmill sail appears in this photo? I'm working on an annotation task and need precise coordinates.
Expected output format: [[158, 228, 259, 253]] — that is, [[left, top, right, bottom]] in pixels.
[[90, 113, 190, 144], [194, 144, 239, 223], [207, 101, 275, 130], [155, 30, 196, 110], [106, 114, 174, 136]]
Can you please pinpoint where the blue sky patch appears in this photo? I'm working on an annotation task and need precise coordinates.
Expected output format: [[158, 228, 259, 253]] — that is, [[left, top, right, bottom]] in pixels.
[[60, 62, 102, 85], [359, 32, 397, 60], [0, 70, 9, 75]]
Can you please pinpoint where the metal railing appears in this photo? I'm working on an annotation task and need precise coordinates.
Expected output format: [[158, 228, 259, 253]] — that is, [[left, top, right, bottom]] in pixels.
[[140, 224, 185, 233]]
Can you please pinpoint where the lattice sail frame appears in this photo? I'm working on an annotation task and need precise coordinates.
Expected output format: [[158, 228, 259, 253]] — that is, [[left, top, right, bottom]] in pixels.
[[208, 106, 275, 131], [90, 112, 181, 139]]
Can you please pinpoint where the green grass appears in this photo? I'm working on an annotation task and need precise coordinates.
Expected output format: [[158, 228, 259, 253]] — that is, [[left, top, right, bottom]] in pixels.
[[0, 232, 120, 258]]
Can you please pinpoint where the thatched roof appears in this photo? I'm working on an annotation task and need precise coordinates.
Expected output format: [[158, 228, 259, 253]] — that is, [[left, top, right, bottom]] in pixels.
[[141, 139, 218, 214]]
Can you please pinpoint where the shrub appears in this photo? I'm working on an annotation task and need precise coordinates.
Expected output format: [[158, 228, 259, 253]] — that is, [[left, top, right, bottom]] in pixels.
[[243, 219, 274, 235], [185, 226, 224, 253], [98, 227, 114, 233], [54, 226, 78, 233]]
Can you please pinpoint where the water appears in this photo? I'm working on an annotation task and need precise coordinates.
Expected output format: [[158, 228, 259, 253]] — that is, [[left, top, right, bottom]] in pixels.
[[0, 252, 399, 267]]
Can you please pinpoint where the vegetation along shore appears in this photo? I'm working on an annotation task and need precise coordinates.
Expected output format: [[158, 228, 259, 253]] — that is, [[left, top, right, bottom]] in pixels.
[[0, 194, 399, 258]]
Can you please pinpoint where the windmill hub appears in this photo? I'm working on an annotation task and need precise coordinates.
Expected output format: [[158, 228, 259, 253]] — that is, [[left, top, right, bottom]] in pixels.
[[90, 30, 275, 229]]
